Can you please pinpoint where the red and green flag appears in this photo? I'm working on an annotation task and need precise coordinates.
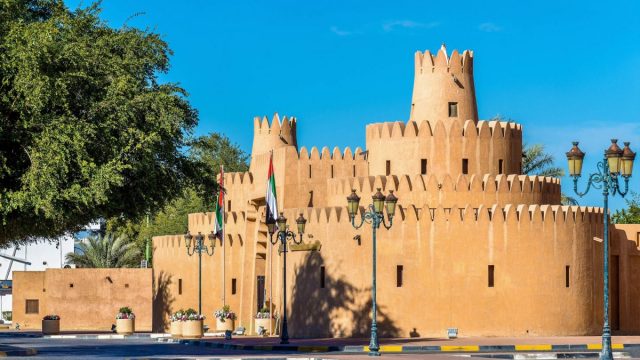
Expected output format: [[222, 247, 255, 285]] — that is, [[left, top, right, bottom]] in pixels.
[[213, 165, 224, 239], [266, 153, 278, 225]]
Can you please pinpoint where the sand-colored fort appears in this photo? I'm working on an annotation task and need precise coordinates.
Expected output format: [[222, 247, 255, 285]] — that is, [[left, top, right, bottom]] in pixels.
[[152, 45, 640, 338]]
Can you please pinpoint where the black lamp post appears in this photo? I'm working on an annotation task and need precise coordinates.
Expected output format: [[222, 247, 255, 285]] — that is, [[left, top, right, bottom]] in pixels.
[[185, 231, 216, 314], [267, 212, 306, 344], [566, 140, 635, 360], [346, 188, 398, 357]]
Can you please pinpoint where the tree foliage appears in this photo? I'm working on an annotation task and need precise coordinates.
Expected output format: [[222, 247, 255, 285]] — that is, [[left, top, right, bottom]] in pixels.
[[108, 132, 249, 256], [522, 143, 577, 206], [612, 192, 640, 224], [65, 233, 141, 268], [0, 1, 205, 245]]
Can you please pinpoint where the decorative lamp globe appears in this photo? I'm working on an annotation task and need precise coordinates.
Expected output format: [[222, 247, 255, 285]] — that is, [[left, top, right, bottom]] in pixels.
[[372, 188, 386, 214], [385, 190, 398, 218], [184, 231, 193, 248], [347, 190, 361, 219], [566, 141, 585, 177], [296, 213, 307, 235], [605, 139, 623, 174], [277, 213, 287, 231], [621, 142, 636, 178]]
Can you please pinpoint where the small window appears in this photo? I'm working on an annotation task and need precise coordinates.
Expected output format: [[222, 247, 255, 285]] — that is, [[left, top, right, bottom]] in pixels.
[[396, 265, 404, 287], [421, 159, 428, 175], [178, 279, 182, 295], [25, 299, 39, 314], [232, 278, 237, 295], [386, 160, 391, 176], [320, 266, 325, 288], [228, 200, 231, 212], [488, 265, 495, 287], [462, 159, 469, 174], [124, 283, 129, 288], [352, 165, 356, 177], [308, 165, 312, 178], [565, 266, 570, 288], [69, 283, 74, 288], [448, 102, 458, 117], [331, 165, 334, 179], [498, 159, 504, 174], [636, 232, 640, 247]]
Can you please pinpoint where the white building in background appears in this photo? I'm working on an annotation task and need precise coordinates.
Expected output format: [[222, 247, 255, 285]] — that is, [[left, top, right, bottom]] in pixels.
[[0, 222, 102, 316]]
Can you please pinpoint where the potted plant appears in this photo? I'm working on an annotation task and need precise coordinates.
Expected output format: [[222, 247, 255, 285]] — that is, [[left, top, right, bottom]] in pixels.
[[214, 305, 236, 332], [42, 315, 60, 335], [254, 307, 273, 336], [169, 309, 185, 338], [115, 306, 135, 335], [181, 308, 205, 338]]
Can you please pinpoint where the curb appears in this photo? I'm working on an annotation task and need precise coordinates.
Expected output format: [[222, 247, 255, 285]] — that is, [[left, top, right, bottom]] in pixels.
[[129, 354, 632, 360], [44, 333, 169, 339], [160, 340, 640, 354], [0, 347, 38, 357]]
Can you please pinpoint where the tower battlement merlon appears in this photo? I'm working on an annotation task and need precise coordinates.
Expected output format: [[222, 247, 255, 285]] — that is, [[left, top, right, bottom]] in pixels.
[[250, 112, 298, 158], [415, 46, 473, 75], [410, 44, 478, 124]]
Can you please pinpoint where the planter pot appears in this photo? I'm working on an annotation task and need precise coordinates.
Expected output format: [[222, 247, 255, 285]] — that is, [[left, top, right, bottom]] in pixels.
[[254, 318, 274, 335], [216, 318, 234, 332], [42, 319, 60, 335], [182, 320, 203, 338], [169, 320, 182, 338], [116, 318, 135, 335]]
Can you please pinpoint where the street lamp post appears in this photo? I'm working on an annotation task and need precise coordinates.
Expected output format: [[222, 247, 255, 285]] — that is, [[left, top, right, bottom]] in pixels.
[[185, 231, 216, 314], [266, 212, 307, 344], [346, 188, 398, 357], [566, 139, 636, 360]]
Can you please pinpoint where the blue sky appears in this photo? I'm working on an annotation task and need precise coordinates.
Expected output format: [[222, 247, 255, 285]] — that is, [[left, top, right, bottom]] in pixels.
[[68, 0, 640, 211]]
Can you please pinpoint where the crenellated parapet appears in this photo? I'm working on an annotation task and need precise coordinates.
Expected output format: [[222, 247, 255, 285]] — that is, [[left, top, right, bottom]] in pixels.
[[326, 174, 561, 208], [250, 113, 298, 160], [366, 119, 523, 179]]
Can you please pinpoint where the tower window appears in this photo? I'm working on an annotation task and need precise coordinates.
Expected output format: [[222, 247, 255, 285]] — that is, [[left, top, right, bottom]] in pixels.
[[498, 159, 504, 174], [227, 200, 231, 212], [462, 159, 469, 174], [320, 266, 325, 288], [353, 165, 356, 177], [178, 279, 182, 295], [26, 299, 39, 314], [565, 266, 570, 288], [488, 265, 495, 287], [331, 165, 334, 179], [232, 278, 237, 295], [309, 165, 312, 178], [396, 265, 404, 287], [448, 102, 458, 117], [386, 161, 391, 176], [421, 159, 428, 175]]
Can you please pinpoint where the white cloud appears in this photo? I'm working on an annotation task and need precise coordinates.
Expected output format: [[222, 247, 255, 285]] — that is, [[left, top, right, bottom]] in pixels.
[[330, 26, 353, 36], [383, 20, 439, 32], [478, 22, 502, 32]]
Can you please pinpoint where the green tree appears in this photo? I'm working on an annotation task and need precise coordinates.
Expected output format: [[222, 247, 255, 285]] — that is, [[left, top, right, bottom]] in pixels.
[[522, 143, 578, 206], [0, 1, 205, 245], [65, 233, 141, 268], [108, 132, 249, 256], [612, 192, 640, 224]]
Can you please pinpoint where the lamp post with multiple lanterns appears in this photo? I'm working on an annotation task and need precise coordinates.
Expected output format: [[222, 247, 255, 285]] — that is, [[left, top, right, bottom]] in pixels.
[[346, 188, 398, 357], [184, 231, 216, 314], [266, 212, 307, 344], [566, 139, 635, 360]]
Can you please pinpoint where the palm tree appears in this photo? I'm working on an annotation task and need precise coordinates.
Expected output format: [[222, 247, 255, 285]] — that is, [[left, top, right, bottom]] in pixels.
[[66, 233, 141, 268], [522, 143, 578, 206]]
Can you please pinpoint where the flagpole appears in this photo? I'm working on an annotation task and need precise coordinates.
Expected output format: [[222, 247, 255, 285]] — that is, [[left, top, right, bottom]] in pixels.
[[222, 165, 226, 307]]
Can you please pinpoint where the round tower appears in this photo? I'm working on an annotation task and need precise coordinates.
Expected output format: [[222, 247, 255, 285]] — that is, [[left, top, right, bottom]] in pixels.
[[250, 113, 298, 156], [409, 44, 478, 124]]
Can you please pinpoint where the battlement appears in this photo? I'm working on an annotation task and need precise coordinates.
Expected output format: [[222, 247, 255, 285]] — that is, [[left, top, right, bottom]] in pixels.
[[251, 113, 298, 157], [366, 119, 522, 140], [277, 203, 603, 227], [415, 45, 473, 75], [326, 173, 561, 208], [297, 146, 365, 160]]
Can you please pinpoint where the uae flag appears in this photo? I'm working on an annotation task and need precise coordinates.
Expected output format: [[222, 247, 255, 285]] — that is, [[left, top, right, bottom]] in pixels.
[[212, 165, 224, 239], [266, 153, 278, 225]]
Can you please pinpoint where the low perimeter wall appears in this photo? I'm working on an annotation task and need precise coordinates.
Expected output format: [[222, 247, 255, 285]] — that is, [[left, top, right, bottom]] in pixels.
[[13, 268, 152, 332]]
